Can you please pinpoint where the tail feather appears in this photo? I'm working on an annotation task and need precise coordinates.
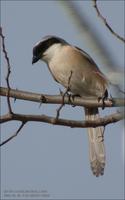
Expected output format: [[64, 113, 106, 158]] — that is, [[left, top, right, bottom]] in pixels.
[[85, 107, 105, 177]]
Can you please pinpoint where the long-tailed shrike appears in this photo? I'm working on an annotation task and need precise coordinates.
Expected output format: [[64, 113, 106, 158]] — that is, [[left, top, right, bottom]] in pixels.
[[32, 35, 108, 177]]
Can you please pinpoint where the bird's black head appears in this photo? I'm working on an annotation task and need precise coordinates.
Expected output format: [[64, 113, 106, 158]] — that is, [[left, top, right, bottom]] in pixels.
[[32, 35, 67, 64]]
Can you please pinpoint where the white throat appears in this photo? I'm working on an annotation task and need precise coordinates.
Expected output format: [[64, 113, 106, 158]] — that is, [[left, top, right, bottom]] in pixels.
[[41, 43, 63, 63]]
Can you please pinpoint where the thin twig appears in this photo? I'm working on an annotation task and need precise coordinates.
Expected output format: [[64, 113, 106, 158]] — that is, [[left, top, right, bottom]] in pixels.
[[56, 71, 73, 119], [0, 122, 26, 146], [0, 27, 12, 113], [93, 0, 125, 43]]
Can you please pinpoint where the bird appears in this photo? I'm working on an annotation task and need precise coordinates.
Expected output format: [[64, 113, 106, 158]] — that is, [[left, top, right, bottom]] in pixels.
[[32, 35, 108, 177]]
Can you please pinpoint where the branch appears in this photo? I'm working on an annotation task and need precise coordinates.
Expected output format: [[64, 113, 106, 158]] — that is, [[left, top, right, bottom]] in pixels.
[[0, 27, 12, 113], [0, 122, 26, 146], [0, 27, 25, 147], [93, 0, 125, 43], [1, 87, 125, 108], [0, 111, 124, 128], [0, 108, 124, 146]]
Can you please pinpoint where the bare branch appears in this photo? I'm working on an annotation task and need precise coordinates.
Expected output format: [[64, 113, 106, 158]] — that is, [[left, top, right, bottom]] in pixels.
[[0, 27, 12, 113], [1, 87, 125, 108], [0, 112, 124, 128], [0, 122, 26, 146], [0, 99, 124, 146], [93, 0, 125, 43]]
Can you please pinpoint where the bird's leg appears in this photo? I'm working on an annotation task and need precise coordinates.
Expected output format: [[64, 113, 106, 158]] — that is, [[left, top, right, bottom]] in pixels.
[[98, 89, 108, 110], [59, 88, 70, 104], [68, 94, 81, 107]]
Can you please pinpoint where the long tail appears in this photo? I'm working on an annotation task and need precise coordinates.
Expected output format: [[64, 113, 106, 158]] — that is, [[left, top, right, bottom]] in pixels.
[[84, 107, 105, 177]]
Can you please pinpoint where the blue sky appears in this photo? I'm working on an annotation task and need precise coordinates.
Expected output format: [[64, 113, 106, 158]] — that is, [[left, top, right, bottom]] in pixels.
[[1, 1, 124, 199]]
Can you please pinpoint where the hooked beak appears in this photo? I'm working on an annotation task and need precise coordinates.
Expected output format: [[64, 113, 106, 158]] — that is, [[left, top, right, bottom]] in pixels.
[[32, 55, 40, 64]]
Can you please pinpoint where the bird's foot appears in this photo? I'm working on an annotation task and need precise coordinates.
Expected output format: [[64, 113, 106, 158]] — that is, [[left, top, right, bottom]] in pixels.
[[98, 89, 108, 110], [68, 94, 80, 107]]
